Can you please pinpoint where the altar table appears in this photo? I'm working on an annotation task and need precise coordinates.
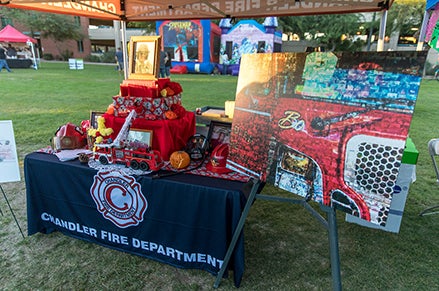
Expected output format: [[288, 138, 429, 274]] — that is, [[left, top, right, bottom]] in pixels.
[[24, 152, 249, 287]]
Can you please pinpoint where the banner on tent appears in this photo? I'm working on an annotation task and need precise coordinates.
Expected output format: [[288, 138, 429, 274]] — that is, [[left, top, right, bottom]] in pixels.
[[7, 0, 393, 22]]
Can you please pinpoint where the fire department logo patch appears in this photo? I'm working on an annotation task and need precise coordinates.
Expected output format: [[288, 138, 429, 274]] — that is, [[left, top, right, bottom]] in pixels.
[[90, 171, 147, 228]]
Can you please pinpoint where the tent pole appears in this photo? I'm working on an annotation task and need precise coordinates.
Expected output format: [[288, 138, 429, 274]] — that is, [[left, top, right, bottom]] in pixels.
[[27, 41, 37, 70], [417, 10, 430, 51], [114, 20, 122, 52], [377, 9, 388, 52], [120, 20, 128, 80]]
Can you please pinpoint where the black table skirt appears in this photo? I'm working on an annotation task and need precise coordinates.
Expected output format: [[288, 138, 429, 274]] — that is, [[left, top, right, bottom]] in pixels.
[[24, 152, 249, 287], [7, 59, 33, 68]]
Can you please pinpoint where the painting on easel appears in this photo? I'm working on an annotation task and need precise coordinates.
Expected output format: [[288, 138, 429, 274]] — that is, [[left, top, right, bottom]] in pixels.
[[0, 120, 20, 183], [227, 51, 426, 227]]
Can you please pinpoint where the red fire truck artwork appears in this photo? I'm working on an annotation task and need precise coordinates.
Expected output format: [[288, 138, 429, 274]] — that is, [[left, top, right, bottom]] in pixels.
[[93, 111, 164, 172], [228, 51, 426, 226]]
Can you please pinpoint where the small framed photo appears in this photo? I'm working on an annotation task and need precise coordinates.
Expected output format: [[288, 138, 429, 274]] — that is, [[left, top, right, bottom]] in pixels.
[[128, 36, 161, 80], [90, 111, 105, 129], [207, 121, 231, 150], [127, 128, 153, 148]]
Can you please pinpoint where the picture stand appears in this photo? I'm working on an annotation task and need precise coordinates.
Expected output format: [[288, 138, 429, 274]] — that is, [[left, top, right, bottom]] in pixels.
[[0, 184, 25, 239], [0, 120, 24, 238], [213, 179, 342, 291]]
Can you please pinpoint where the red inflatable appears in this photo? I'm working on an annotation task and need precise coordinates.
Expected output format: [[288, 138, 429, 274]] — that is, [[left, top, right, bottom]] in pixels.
[[170, 65, 188, 74]]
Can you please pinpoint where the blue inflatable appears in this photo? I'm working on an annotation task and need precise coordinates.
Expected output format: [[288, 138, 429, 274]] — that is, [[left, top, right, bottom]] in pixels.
[[157, 20, 221, 74]]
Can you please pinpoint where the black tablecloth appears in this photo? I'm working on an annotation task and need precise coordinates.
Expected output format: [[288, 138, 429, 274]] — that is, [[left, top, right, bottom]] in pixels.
[[6, 59, 33, 68], [24, 152, 249, 287]]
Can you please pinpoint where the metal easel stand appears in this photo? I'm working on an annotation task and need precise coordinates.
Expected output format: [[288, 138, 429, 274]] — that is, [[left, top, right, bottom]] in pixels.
[[213, 179, 342, 291], [0, 184, 25, 239], [419, 205, 439, 216]]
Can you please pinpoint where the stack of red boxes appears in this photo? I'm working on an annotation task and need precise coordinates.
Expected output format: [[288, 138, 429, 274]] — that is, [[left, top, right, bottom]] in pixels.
[[112, 78, 182, 120]]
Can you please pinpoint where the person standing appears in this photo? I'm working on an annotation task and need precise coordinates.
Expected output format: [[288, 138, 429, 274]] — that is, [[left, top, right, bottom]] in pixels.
[[115, 47, 124, 71], [220, 52, 229, 75], [165, 51, 172, 77], [435, 56, 439, 80], [159, 50, 167, 78], [7, 44, 17, 58], [0, 45, 12, 73]]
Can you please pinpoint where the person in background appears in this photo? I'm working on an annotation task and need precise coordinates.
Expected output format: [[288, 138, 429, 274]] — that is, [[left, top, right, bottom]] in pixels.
[[165, 51, 172, 78], [257, 44, 265, 53], [18, 47, 32, 59], [159, 50, 167, 78], [7, 44, 17, 59], [0, 44, 12, 73], [434, 56, 439, 81], [220, 52, 229, 75], [115, 47, 124, 71]]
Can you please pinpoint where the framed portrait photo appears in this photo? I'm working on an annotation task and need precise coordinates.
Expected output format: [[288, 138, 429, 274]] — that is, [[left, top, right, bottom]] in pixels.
[[90, 111, 105, 129], [127, 128, 153, 148], [128, 36, 161, 80], [207, 121, 232, 150]]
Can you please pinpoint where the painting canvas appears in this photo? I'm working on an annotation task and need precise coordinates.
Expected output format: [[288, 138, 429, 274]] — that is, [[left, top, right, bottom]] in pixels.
[[227, 51, 426, 226], [0, 120, 21, 183]]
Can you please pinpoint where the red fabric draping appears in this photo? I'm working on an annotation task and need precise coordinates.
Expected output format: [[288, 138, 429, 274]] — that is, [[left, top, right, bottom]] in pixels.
[[103, 111, 195, 161]]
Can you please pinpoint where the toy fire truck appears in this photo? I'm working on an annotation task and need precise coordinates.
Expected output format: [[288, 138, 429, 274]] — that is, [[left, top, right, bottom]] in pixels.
[[93, 111, 163, 172]]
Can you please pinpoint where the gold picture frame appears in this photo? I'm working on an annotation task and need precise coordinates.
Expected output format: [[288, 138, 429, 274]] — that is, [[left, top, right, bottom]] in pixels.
[[128, 36, 161, 80]]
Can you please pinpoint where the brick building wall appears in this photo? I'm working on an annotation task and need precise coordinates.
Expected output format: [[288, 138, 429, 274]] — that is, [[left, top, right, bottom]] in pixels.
[[14, 17, 92, 60]]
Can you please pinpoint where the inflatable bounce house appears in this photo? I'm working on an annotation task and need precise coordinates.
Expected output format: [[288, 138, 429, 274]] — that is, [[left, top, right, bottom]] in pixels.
[[219, 17, 282, 75], [156, 20, 221, 74]]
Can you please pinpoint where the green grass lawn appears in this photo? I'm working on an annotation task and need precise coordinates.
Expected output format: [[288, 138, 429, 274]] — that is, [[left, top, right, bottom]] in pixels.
[[0, 62, 438, 290]]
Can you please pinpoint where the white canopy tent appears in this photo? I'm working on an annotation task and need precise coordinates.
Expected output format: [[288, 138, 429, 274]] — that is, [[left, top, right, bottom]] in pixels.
[[4, 0, 394, 21]]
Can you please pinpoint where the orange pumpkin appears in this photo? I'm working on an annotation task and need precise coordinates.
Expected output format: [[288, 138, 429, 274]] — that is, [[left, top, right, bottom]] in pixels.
[[169, 151, 191, 169], [105, 104, 114, 115], [165, 110, 178, 120]]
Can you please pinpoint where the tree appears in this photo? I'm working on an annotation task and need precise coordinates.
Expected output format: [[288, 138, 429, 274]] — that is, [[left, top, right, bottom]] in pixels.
[[357, 0, 426, 50], [0, 8, 84, 58], [1, 8, 83, 40], [279, 0, 425, 51], [386, 0, 426, 44], [279, 13, 365, 52], [127, 21, 156, 34]]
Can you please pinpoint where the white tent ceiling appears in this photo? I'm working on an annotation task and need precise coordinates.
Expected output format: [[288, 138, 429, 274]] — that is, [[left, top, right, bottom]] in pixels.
[[3, 0, 396, 77], [4, 0, 394, 21]]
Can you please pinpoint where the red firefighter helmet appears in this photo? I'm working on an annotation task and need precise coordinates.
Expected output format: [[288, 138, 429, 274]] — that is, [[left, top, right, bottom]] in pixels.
[[52, 122, 87, 151], [206, 143, 232, 174]]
